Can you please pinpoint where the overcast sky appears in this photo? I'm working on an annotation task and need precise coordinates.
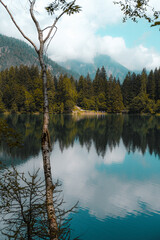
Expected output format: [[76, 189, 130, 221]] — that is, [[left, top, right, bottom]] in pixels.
[[0, 0, 160, 71]]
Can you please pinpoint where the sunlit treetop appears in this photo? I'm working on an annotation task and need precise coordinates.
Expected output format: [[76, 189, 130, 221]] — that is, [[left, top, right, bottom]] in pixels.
[[114, 0, 160, 27]]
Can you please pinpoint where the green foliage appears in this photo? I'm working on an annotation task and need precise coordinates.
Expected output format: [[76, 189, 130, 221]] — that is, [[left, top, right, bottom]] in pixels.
[[0, 64, 160, 114], [155, 100, 160, 113], [56, 75, 77, 113], [97, 93, 106, 111], [115, 0, 160, 27], [46, 0, 81, 16], [121, 68, 160, 113], [147, 70, 155, 100], [77, 75, 95, 110], [0, 95, 5, 113], [34, 88, 43, 112], [24, 90, 35, 112], [105, 76, 124, 113], [111, 80, 124, 113], [129, 92, 155, 114], [140, 69, 147, 94]]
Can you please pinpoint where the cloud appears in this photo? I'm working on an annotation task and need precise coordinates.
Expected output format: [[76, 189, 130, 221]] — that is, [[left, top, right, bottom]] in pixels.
[[47, 0, 160, 70], [103, 141, 126, 165], [13, 141, 160, 221], [51, 142, 160, 220], [99, 40, 160, 70], [1, 0, 160, 70]]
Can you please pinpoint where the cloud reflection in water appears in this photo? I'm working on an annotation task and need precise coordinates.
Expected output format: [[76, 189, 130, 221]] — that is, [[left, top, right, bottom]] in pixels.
[[50, 141, 160, 220]]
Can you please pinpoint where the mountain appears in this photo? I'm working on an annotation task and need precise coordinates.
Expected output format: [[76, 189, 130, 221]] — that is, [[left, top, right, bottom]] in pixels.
[[0, 34, 130, 82], [0, 34, 79, 79], [59, 55, 130, 82]]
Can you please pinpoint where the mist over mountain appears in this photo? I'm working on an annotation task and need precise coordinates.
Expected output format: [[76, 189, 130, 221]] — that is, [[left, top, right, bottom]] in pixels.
[[0, 34, 131, 82], [59, 55, 130, 82], [0, 34, 79, 79]]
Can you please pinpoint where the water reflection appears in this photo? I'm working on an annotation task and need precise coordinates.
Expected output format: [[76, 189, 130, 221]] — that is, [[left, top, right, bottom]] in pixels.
[[5, 139, 160, 221], [51, 142, 160, 220], [1, 114, 160, 239], [1, 114, 160, 163]]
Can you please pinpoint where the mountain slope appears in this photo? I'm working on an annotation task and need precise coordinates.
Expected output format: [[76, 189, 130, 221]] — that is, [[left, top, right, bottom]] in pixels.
[[0, 34, 79, 79], [59, 55, 130, 82]]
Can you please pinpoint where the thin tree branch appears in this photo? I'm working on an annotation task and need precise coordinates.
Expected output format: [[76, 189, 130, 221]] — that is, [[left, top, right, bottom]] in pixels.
[[42, 26, 52, 32], [44, 0, 76, 44], [29, 0, 42, 44], [43, 18, 58, 44], [44, 26, 57, 56], [43, 9, 67, 45], [0, 0, 38, 53]]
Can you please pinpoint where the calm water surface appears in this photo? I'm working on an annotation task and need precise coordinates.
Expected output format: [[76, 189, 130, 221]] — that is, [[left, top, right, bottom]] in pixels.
[[1, 114, 160, 240]]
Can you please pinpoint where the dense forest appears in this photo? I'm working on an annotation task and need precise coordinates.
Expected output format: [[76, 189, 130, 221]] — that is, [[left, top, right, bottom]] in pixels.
[[0, 65, 160, 114]]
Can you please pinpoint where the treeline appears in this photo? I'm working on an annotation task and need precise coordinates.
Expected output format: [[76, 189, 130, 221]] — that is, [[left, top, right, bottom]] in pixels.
[[77, 67, 160, 113], [0, 65, 160, 114]]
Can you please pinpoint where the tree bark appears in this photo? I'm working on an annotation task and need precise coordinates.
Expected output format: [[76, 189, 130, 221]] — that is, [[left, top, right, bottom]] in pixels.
[[30, 1, 59, 237], [39, 50, 58, 239]]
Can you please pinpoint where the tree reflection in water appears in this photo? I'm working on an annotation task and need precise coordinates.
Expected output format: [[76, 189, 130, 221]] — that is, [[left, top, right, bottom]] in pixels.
[[0, 119, 79, 240], [0, 114, 160, 239], [0, 165, 79, 240], [1, 114, 160, 164]]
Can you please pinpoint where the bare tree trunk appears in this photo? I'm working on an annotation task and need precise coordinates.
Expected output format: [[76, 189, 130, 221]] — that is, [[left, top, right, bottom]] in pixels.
[[39, 54, 58, 240]]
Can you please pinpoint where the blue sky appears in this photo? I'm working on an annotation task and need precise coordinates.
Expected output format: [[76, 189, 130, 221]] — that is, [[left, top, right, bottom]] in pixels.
[[98, 19, 160, 52], [0, 0, 160, 71]]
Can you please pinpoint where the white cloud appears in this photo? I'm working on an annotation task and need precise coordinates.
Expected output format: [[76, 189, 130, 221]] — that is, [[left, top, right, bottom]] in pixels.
[[51, 143, 160, 220], [13, 141, 160, 221], [0, 0, 160, 70], [103, 142, 126, 165]]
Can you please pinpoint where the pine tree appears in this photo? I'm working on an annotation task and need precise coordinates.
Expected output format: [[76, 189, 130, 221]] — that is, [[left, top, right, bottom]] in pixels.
[[97, 92, 106, 111], [131, 72, 141, 98], [56, 75, 77, 112], [0, 95, 5, 113], [33, 88, 43, 112], [99, 66, 107, 81], [122, 72, 132, 107], [111, 79, 124, 113], [147, 70, 155, 100], [154, 68, 160, 101], [24, 90, 35, 112], [140, 69, 147, 94], [106, 75, 113, 112]]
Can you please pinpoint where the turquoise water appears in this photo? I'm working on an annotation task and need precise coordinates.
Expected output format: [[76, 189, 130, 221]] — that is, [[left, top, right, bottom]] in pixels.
[[0, 114, 160, 239], [52, 141, 160, 240]]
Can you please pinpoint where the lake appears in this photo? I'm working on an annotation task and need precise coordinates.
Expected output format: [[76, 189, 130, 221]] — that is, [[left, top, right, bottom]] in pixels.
[[0, 114, 160, 239]]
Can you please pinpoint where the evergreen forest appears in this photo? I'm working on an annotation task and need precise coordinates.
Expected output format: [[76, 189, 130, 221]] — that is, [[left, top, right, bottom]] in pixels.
[[0, 65, 160, 114]]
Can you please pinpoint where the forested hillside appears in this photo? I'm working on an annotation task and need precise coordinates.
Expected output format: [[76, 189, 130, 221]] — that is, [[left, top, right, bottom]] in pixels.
[[0, 34, 79, 79], [0, 65, 160, 114]]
